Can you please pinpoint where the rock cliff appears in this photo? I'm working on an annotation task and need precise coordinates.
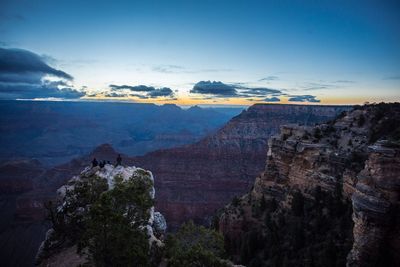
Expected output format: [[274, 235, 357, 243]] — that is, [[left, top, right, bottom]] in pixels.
[[36, 164, 166, 266], [218, 103, 400, 266], [132, 104, 350, 229]]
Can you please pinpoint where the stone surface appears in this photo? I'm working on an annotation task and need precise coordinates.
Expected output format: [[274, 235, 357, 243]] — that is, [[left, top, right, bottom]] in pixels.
[[219, 103, 400, 266]]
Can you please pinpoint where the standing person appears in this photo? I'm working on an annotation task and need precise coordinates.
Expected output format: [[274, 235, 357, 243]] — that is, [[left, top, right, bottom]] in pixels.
[[116, 154, 122, 166], [92, 158, 98, 167]]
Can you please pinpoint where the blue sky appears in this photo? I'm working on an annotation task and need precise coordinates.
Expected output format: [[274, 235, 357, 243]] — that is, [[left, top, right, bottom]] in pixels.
[[0, 0, 399, 105]]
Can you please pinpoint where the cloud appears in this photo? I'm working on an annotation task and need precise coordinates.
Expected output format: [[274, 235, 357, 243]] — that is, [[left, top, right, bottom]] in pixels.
[[0, 47, 72, 80], [300, 82, 333, 91], [190, 81, 283, 99], [104, 92, 128, 97], [108, 84, 174, 99], [259, 76, 279, 81], [190, 81, 237, 96], [0, 83, 85, 99], [152, 65, 233, 74], [0, 47, 84, 99], [288, 95, 321, 103], [148, 87, 174, 98], [383, 75, 400, 80], [333, 80, 355, 84], [300, 80, 355, 91], [239, 87, 282, 97], [110, 84, 156, 92], [264, 97, 281, 102], [152, 65, 185, 73]]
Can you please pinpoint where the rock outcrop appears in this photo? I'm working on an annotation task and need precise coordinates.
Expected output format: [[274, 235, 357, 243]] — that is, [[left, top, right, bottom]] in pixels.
[[347, 142, 400, 266], [219, 103, 400, 266], [36, 164, 166, 266]]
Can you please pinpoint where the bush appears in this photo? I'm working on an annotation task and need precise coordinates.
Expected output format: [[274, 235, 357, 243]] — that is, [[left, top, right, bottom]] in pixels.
[[357, 114, 366, 127], [314, 128, 322, 139], [47, 172, 155, 266], [165, 221, 228, 267]]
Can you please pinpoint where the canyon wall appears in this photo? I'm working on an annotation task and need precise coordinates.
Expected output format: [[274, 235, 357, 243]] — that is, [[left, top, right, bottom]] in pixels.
[[132, 104, 350, 229], [219, 103, 400, 266]]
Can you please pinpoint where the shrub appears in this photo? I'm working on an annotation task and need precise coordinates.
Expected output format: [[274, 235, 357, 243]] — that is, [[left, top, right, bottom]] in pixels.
[[165, 221, 228, 267], [357, 114, 366, 127]]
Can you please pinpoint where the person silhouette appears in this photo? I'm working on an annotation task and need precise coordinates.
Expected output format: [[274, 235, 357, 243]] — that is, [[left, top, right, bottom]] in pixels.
[[99, 160, 105, 168], [92, 158, 98, 167], [116, 154, 122, 166]]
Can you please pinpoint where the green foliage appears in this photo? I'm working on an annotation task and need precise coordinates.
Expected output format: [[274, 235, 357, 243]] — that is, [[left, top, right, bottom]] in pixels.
[[47, 171, 155, 266], [348, 151, 368, 173], [231, 196, 240, 207], [47, 175, 109, 242], [82, 192, 151, 267], [348, 139, 353, 146], [313, 128, 322, 139], [291, 190, 305, 216], [357, 114, 366, 127], [231, 188, 353, 267], [165, 221, 228, 267], [259, 195, 267, 212]]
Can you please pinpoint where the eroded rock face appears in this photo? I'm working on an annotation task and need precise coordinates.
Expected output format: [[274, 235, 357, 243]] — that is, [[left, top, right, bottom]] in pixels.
[[347, 143, 400, 266], [133, 104, 350, 229], [219, 103, 400, 266]]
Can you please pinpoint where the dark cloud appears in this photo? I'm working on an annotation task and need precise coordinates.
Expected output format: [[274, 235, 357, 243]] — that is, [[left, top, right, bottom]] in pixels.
[[264, 97, 281, 102], [240, 87, 282, 97], [104, 92, 128, 97], [259, 76, 279, 81], [108, 84, 174, 99], [0, 83, 85, 99], [0, 47, 85, 99], [0, 47, 72, 80], [129, 93, 150, 99], [190, 81, 237, 96], [288, 95, 321, 103], [110, 84, 156, 92], [190, 81, 283, 98], [148, 87, 174, 98]]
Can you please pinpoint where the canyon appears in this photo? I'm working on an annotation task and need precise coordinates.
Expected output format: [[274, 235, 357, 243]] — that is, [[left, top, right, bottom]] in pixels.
[[218, 103, 400, 266], [0, 103, 350, 266]]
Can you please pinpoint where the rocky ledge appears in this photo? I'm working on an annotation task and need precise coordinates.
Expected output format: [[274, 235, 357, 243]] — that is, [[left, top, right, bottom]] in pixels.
[[36, 164, 167, 266]]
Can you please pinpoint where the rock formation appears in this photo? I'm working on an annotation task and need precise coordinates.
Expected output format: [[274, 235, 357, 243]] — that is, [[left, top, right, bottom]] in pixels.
[[0, 103, 349, 265], [132, 104, 350, 229], [218, 103, 400, 266], [36, 164, 167, 266]]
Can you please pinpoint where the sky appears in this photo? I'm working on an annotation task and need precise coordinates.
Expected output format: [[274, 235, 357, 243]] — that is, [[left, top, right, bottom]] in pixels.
[[0, 0, 399, 105]]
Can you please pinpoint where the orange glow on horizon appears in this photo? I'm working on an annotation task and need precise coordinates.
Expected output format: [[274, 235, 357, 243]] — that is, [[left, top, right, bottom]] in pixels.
[[81, 94, 384, 106]]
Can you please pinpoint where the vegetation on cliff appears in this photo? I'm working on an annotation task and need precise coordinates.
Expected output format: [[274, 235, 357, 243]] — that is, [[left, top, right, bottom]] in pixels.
[[165, 221, 228, 267], [39, 165, 230, 267], [39, 166, 157, 266], [224, 187, 353, 267], [219, 103, 400, 267]]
